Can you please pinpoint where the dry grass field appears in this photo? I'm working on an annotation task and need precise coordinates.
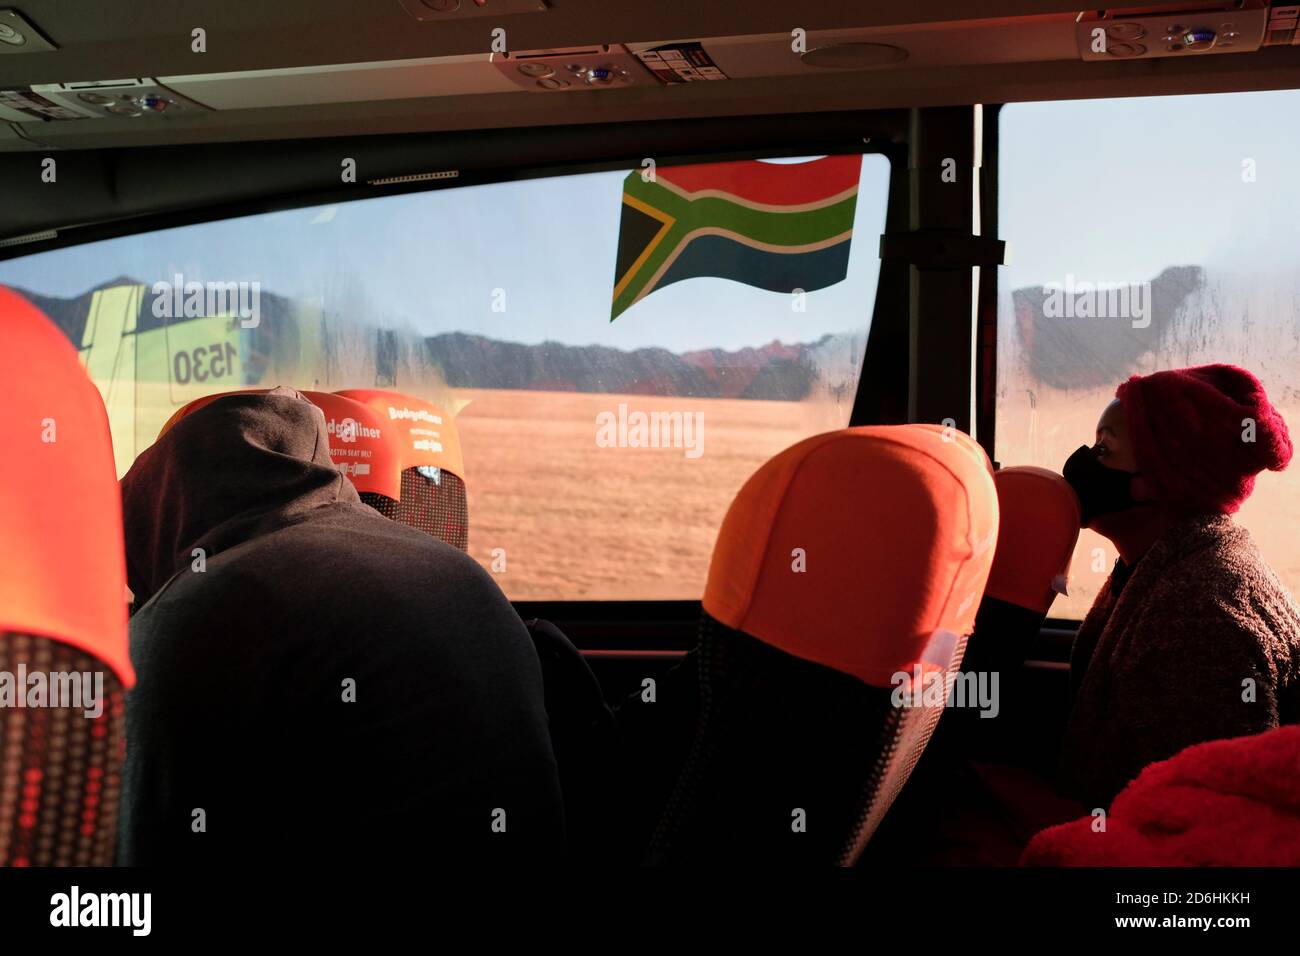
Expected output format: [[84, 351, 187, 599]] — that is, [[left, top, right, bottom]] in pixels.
[[453, 388, 845, 600], [457, 384, 1300, 612]]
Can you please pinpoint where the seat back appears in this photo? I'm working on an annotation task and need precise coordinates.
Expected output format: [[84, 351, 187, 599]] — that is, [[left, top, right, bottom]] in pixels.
[[648, 424, 999, 865], [861, 465, 1083, 865], [298, 391, 402, 505], [977, 465, 1081, 637], [336, 389, 468, 550], [0, 287, 133, 866], [955, 465, 1081, 757]]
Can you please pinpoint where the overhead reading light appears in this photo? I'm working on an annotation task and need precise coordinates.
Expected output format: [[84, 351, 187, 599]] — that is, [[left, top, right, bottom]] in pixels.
[[491, 44, 656, 91], [1077, 3, 1270, 60], [26, 79, 213, 120], [800, 42, 909, 69]]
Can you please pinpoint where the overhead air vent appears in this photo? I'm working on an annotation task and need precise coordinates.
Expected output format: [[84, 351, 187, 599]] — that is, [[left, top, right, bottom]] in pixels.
[[0, 229, 58, 248], [367, 169, 460, 186], [1077, 2, 1270, 60]]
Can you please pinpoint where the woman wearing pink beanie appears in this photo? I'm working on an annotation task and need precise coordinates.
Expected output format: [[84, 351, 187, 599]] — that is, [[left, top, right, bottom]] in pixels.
[[1058, 364, 1300, 808]]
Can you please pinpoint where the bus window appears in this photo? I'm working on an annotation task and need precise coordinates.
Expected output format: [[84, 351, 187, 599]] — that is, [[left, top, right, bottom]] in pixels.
[[997, 91, 1300, 619], [0, 154, 888, 601]]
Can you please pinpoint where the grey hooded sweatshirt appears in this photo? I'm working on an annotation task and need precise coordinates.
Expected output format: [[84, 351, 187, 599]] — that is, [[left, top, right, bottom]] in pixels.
[[117, 388, 564, 865]]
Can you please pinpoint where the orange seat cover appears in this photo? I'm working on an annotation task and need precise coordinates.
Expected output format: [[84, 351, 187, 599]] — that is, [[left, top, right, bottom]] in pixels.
[[336, 389, 465, 479], [702, 424, 999, 687], [298, 391, 402, 499], [0, 287, 133, 686], [984, 466, 1080, 614]]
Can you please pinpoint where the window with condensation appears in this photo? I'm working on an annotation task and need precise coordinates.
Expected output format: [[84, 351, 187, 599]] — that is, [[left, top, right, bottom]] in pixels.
[[0, 154, 888, 600], [997, 91, 1300, 620]]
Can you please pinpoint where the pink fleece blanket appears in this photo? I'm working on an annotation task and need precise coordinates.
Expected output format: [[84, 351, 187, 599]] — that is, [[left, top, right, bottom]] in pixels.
[[1022, 726, 1300, 866]]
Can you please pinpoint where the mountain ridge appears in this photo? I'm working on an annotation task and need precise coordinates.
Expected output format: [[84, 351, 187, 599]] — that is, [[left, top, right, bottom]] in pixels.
[[421, 331, 836, 400]]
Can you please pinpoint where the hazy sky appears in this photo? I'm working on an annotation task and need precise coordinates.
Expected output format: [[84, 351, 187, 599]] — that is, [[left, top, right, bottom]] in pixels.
[[1000, 88, 1300, 292]]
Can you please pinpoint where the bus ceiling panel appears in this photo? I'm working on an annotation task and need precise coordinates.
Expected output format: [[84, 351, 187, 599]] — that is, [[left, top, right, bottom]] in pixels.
[[8, 45, 1300, 154], [3, 73, 921, 152], [0, 1, 1113, 89]]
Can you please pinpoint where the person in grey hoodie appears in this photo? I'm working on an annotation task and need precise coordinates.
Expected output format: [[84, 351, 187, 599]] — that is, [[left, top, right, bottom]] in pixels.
[[117, 387, 564, 865], [1059, 364, 1300, 808]]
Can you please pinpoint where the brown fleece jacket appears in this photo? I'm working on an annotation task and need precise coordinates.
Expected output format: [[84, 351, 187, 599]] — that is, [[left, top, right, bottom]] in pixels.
[[1060, 514, 1300, 808]]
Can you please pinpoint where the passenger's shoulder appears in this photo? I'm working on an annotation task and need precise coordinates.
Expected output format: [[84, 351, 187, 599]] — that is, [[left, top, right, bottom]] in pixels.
[[1161, 519, 1272, 593], [309, 503, 515, 604], [1153, 522, 1300, 645], [151, 502, 505, 612]]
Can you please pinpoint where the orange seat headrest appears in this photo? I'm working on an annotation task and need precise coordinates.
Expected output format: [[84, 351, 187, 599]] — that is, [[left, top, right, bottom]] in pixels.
[[702, 424, 999, 687], [0, 287, 134, 686], [984, 466, 1081, 615], [335, 389, 465, 479], [298, 391, 402, 499]]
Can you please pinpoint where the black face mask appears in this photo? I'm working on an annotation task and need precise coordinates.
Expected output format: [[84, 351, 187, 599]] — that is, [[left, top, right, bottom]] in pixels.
[[1062, 444, 1147, 527]]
